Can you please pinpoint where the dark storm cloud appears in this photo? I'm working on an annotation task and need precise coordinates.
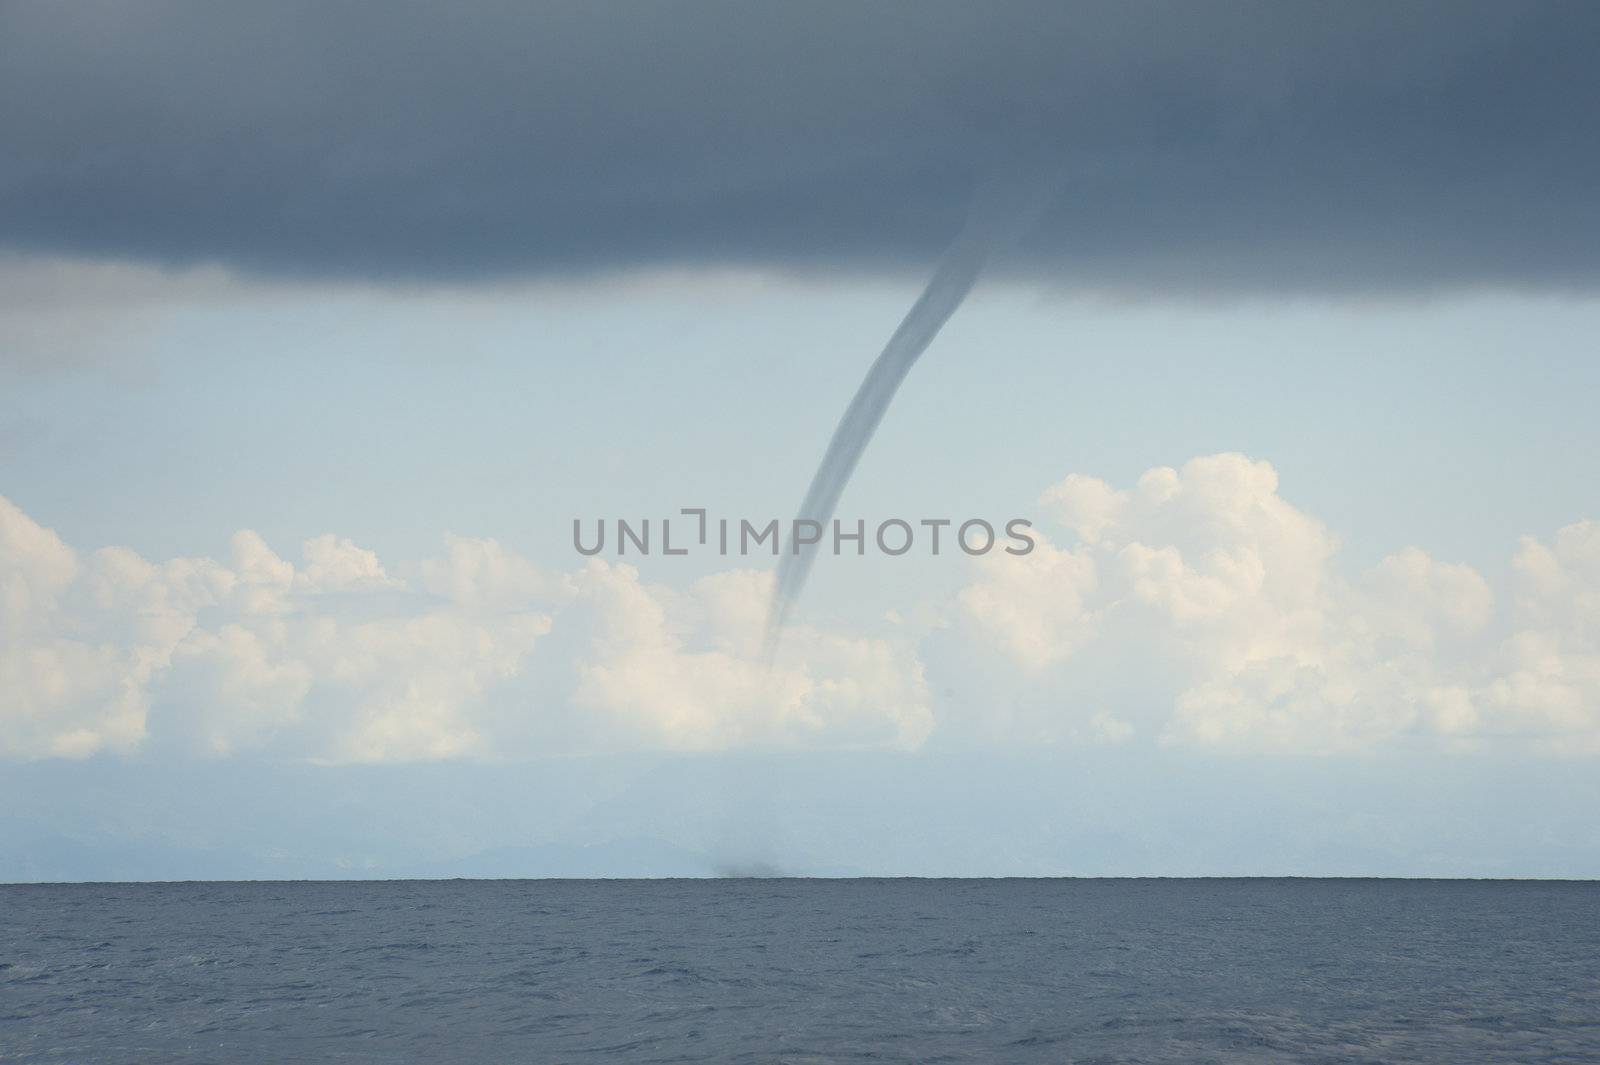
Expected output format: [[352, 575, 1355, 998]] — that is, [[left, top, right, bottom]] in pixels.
[[2, 1, 1597, 291]]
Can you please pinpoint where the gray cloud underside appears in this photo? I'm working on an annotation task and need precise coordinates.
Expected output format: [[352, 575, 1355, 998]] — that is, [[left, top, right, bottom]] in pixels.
[[3, 1, 1597, 291]]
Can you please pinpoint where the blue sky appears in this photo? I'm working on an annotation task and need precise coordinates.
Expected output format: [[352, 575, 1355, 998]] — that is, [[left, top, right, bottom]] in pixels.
[[6, 265, 1600, 878], [4, 3, 1600, 879], [11, 272, 1600, 565], [8, 270, 1598, 597]]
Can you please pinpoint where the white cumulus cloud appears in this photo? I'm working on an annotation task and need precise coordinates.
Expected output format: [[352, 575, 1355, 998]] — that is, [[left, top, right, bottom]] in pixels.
[[5, 456, 1598, 762], [951, 453, 1597, 754], [0, 497, 926, 761]]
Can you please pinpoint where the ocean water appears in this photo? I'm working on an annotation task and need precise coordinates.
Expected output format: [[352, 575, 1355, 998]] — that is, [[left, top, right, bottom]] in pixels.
[[3, 879, 1598, 1063]]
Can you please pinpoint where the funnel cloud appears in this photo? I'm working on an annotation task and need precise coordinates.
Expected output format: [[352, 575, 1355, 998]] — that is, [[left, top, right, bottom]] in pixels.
[[766, 178, 1056, 650]]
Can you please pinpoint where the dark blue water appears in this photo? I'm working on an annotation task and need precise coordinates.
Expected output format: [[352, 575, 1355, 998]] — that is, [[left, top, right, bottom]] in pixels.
[[3, 879, 1598, 1063]]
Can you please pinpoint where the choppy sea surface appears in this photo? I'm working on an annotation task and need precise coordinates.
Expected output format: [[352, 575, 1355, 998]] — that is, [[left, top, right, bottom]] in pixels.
[[3, 878, 1598, 1063]]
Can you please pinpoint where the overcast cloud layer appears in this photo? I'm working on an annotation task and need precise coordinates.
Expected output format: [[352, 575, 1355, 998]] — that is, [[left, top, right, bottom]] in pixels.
[[3, 2, 1598, 291]]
